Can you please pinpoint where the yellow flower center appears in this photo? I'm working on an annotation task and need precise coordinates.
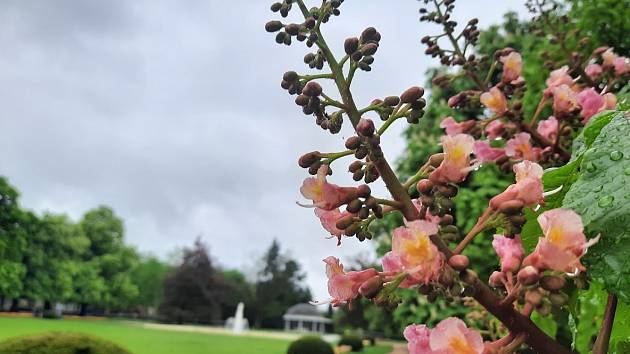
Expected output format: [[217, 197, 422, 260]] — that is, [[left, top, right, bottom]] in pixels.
[[401, 232, 432, 265], [548, 226, 565, 245], [449, 336, 476, 354]]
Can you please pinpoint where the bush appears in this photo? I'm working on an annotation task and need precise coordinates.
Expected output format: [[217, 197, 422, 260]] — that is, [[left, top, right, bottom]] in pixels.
[[338, 335, 363, 352], [287, 336, 334, 354], [0, 332, 132, 354]]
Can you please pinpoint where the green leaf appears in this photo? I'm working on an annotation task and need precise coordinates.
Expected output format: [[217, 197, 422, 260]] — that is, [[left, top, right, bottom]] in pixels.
[[562, 112, 630, 302], [531, 311, 558, 338], [571, 110, 616, 158]]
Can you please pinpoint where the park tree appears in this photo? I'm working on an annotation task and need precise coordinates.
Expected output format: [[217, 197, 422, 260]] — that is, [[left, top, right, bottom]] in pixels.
[[158, 238, 228, 324], [129, 255, 171, 312], [220, 269, 255, 322], [265, 0, 630, 352], [78, 206, 139, 313], [21, 213, 89, 310], [253, 239, 311, 329], [0, 177, 27, 307]]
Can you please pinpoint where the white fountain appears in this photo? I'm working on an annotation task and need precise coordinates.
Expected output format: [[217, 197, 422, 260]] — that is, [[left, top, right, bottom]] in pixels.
[[223, 302, 248, 334]]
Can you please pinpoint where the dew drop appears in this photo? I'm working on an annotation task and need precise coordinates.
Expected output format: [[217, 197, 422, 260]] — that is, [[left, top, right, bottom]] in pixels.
[[593, 185, 603, 192], [610, 151, 624, 161], [611, 136, 620, 143], [598, 195, 614, 208], [585, 162, 597, 173], [625, 167, 630, 176]]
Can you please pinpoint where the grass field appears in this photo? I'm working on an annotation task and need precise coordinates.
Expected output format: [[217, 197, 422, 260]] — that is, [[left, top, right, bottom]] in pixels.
[[0, 317, 392, 354]]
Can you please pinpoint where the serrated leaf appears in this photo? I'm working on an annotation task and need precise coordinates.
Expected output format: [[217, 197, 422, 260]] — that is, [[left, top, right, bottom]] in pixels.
[[561, 112, 630, 302], [571, 110, 616, 158]]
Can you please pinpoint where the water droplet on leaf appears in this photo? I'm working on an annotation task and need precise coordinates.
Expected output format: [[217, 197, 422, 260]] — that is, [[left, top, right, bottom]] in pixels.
[[585, 162, 597, 173], [610, 151, 624, 161], [625, 167, 630, 176], [611, 136, 620, 143], [598, 195, 614, 208], [593, 185, 603, 192]]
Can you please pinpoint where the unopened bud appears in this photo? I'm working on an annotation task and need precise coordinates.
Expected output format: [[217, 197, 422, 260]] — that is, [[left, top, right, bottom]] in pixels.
[[498, 200, 524, 215], [517, 266, 540, 286], [265, 20, 283, 32], [336, 215, 355, 230], [509, 215, 526, 227], [356, 184, 371, 198], [303, 17, 316, 29], [448, 255, 469, 271], [294, 94, 309, 106], [358, 207, 370, 219], [283, 70, 298, 82], [525, 290, 543, 306], [359, 275, 383, 299], [489, 271, 505, 287], [355, 147, 368, 159], [439, 214, 454, 226], [298, 152, 320, 168], [549, 292, 568, 307], [345, 136, 362, 150], [383, 96, 400, 106], [416, 179, 434, 194], [284, 23, 300, 36], [428, 153, 444, 167], [540, 275, 566, 292], [344, 37, 359, 55], [346, 199, 363, 213], [344, 223, 361, 236], [439, 271, 454, 287], [360, 43, 378, 56], [460, 269, 477, 284], [356, 118, 375, 137], [400, 86, 424, 103], [437, 185, 458, 198], [352, 169, 365, 181], [302, 82, 322, 97], [348, 160, 363, 173]]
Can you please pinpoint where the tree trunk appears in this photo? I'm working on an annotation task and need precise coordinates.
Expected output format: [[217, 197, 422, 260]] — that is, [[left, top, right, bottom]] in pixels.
[[10, 298, 19, 312]]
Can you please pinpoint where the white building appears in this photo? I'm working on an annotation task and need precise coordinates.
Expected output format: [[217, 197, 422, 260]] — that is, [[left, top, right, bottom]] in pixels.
[[283, 303, 332, 333]]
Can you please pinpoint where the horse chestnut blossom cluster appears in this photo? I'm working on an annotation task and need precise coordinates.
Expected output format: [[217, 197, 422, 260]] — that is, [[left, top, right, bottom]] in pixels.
[[267, 0, 626, 352]]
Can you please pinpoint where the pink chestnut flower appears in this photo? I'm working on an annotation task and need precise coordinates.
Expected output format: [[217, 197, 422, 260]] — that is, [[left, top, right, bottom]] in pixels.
[[430, 317, 484, 354], [544, 66, 574, 96], [323, 256, 378, 306], [500, 51, 523, 83], [585, 63, 603, 80], [492, 235, 524, 273], [473, 140, 506, 163], [382, 220, 443, 288], [411, 199, 442, 225], [505, 132, 542, 161], [484, 119, 505, 140], [404, 324, 435, 354], [440, 117, 476, 136], [552, 84, 579, 116], [523, 209, 599, 274], [490, 160, 544, 209], [429, 134, 475, 184], [480, 87, 508, 115], [577, 88, 617, 123], [315, 208, 351, 244], [536, 116, 559, 141], [300, 165, 358, 210], [602, 48, 629, 76]]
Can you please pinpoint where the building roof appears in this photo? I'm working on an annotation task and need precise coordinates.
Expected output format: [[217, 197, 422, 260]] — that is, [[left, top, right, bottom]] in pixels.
[[283, 303, 332, 323]]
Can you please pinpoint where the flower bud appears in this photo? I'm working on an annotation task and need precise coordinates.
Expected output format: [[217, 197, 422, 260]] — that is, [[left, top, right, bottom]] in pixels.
[[509, 215, 526, 227], [344, 37, 359, 55], [298, 151, 320, 168], [383, 96, 400, 106], [437, 185, 458, 198], [416, 179, 434, 194], [352, 169, 365, 181], [540, 275, 566, 292], [354, 147, 368, 159], [345, 136, 362, 150], [284, 23, 300, 36], [400, 86, 424, 103], [498, 200, 524, 215], [356, 118, 375, 137], [346, 199, 363, 213], [358, 207, 370, 219], [448, 255, 469, 271], [265, 20, 283, 32], [270, 3, 282, 12], [336, 215, 356, 230], [356, 184, 371, 198], [489, 271, 505, 287], [549, 292, 568, 307], [439, 214, 454, 226], [428, 153, 444, 167], [302, 82, 322, 97], [283, 70, 298, 82], [360, 27, 378, 43], [294, 94, 309, 106], [348, 160, 363, 173], [525, 290, 543, 306], [344, 223, 361, 236], [359, 275, 383, 299], [303, 17, 316, 29], [460, 269, 477, 284], [439, 271, 454, 287], [360, 43, 378, 56], [517, 266, 540, 286]]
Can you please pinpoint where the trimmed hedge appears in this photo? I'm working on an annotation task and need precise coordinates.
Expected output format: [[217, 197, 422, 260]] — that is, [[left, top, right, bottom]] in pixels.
[[287, 336, 334, 354], [0, 332, 132, 354], [339, 335, 363, 352]]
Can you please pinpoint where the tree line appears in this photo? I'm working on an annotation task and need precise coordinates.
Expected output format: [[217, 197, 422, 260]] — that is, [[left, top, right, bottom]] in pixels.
[[0, 176, 311, 328]]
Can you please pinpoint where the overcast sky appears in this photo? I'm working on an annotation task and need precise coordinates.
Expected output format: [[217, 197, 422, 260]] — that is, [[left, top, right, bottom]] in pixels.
[[0, 1, 528, 302]]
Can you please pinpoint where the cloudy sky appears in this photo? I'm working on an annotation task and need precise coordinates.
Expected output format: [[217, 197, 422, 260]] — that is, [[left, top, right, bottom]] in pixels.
[[0, 1, 528, 301]]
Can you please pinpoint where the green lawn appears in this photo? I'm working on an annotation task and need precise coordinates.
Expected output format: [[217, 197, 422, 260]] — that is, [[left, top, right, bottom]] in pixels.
[[0, 317, 391, 354]]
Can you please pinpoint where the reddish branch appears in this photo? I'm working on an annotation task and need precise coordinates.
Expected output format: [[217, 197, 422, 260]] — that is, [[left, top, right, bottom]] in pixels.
[[592, 293, 618, 354]]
